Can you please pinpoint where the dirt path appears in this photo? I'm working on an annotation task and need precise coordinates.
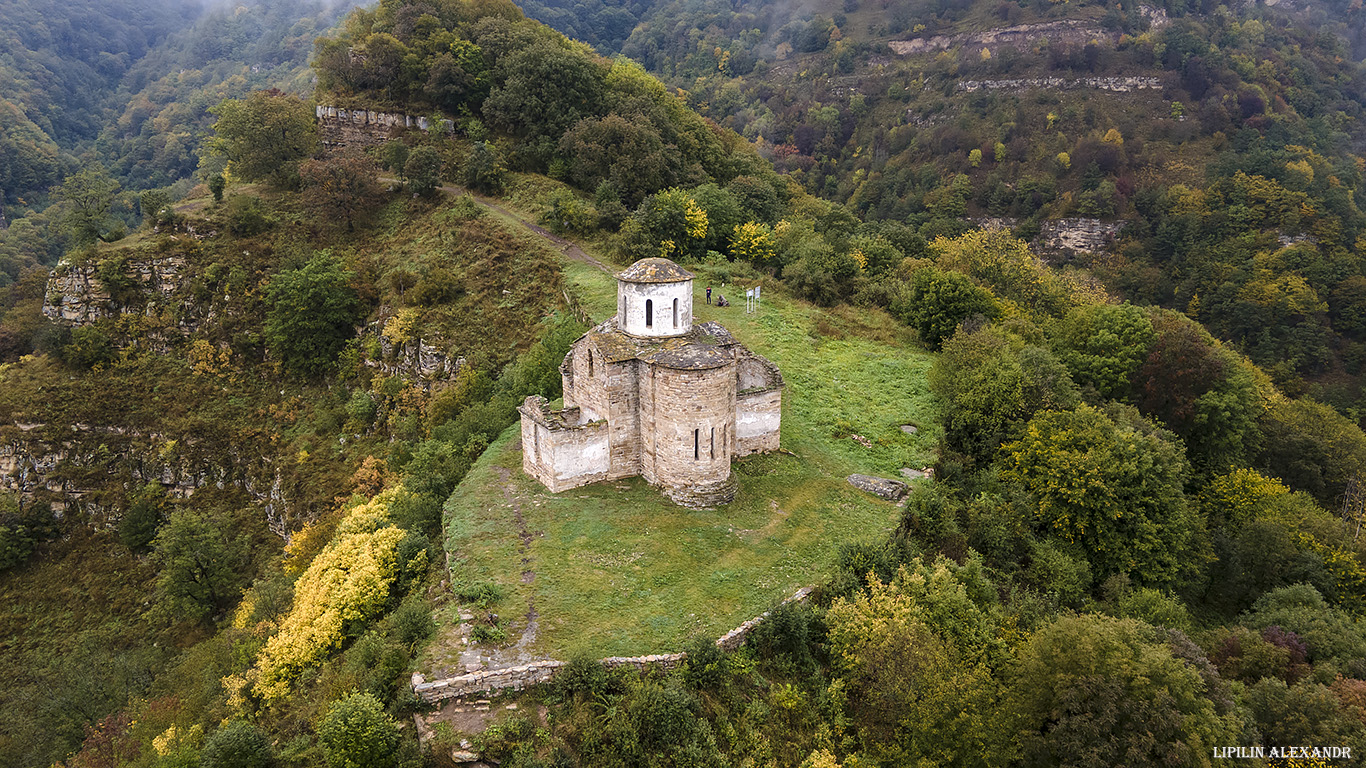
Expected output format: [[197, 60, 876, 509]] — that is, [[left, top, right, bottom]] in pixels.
[[456, 185, 612, 274], [387, 174, 614, 274], [485, 465, 539, 664]]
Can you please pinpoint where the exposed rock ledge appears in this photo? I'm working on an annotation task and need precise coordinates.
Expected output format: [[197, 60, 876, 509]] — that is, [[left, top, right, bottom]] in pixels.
[[957, 76, 1163, 93]]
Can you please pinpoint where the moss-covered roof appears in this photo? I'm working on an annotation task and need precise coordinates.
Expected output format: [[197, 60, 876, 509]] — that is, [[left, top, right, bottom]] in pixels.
[[616, 258, 694, 284], [585, 319, 737, 370]]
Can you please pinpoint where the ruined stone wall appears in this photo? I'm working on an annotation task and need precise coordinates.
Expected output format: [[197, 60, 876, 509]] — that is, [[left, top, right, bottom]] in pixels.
[[315, 106, 455, 151], [518, 397, 611, 493], [412, 587, 814, 704]]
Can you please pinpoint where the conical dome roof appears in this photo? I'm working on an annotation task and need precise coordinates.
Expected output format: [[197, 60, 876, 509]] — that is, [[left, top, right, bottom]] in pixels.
[[616, 258, 694, 284]]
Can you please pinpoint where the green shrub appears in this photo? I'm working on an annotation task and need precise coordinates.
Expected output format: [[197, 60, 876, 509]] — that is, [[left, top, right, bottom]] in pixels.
[[225, 195, 271, 236], [200, 720, 271, 768], [319, 692, 400, 768]]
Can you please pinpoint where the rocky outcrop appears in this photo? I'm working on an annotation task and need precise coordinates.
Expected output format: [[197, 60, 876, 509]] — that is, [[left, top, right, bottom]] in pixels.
[[42, 255, 191, 327], [366, 314, 466, 384], [0, 422, 293, 535], [1040, 218, 1126, 255], [957, 76, 1162, 93], [375, 333, 465, 383], [892, 5, 1166, 56], [973, 217, 1125, 256], [892, 20, 1111, 56], [316, 106, 455, 151]]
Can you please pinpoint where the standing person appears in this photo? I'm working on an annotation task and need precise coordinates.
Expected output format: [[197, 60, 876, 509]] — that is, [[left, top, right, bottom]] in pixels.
[[706, 285, 712, 304]]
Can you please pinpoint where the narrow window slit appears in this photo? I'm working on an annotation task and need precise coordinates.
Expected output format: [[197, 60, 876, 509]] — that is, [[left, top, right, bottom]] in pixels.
[[645, 299, 653, 328], [673, 298, 679, 328], [694, 428, 700, 460]]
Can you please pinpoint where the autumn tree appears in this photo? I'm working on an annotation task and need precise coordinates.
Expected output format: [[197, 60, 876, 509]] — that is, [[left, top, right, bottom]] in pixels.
[[482, 42, 607, 167], [560, 113, 677, 206], [461, 141, 505, 194], [200, 721, 271, 768], [152, 510, 250, 621], [404, 145, 445, 196], [1134, 310, 1259, 472], [896, 266, 1000, 350], [622, 187, 709, 261], [932, 228, 1073, 318], [729, 221, 776, 263], [208, 90, 318, 189], [1258, 397, 1366, 506], [826, 564, 1009, 767], [1052, 303, 1156, 400], [299, 152, 385, 231], [319, 692, 400, 768], [929, 325, 1079, 465]]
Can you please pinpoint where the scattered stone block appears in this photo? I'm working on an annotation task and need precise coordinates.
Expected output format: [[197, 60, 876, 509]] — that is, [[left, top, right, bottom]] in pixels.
[[847, 474, 910, 501], [900, 467, 931, 480], [900, 424, 918, 434]]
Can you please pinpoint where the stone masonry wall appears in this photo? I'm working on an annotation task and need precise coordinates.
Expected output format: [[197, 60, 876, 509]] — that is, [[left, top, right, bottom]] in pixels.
[[315, 106, 454, 151], [736, 389, 782, 456], [642, 364, 736, 501], [519, 397, 611, 493], [413, 587, 814, 704], [567, 346, 642, 480]]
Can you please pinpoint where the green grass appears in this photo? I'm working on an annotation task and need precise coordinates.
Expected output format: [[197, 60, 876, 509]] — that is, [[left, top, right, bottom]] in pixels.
[[441, 256, 940, 659]]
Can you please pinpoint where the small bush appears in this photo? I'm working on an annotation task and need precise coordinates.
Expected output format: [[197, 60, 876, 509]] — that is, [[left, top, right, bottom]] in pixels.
[[556, 654, 611, 699], [225, 195, 271, 236], [390, 597, 435, 649], [470, 622, 507, 644], [682, 636, 726, 689], [454, 580, 504, 608]]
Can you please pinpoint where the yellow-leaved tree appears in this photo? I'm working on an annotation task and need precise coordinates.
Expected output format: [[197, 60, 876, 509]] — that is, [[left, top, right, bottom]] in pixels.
[[253, 487, 411, 702], [730, 221, 776, 263]]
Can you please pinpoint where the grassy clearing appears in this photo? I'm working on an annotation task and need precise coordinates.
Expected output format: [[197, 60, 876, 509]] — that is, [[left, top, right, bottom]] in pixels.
[[441, 251, 940, 659]]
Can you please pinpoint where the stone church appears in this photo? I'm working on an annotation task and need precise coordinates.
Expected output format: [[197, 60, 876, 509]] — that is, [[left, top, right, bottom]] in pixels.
[[519, 258, 784, 507]]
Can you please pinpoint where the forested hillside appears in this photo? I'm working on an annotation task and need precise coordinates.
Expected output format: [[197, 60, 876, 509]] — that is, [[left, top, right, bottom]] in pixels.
[[515, 0, 1366, 410], [0, 0, 361, 293], [0, 0, 193, 209]]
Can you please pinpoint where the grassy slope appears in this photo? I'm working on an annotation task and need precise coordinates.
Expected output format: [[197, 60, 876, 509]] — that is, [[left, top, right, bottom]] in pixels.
[[442, 243, 938, 659]]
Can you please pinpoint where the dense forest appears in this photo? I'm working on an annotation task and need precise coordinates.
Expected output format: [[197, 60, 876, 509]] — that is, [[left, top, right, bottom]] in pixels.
[[1, 0, 1366, 765]]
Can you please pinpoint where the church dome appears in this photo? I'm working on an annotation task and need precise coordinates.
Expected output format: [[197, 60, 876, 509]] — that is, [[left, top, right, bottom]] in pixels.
[[616, 258, 694, 284]]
